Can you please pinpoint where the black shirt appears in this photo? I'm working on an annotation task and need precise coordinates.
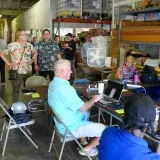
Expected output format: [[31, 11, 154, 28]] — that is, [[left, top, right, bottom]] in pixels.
[[64, 39, 76, 60]]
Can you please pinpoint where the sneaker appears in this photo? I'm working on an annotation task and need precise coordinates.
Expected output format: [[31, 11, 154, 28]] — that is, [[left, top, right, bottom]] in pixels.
[[77, 141, 88, 150], [79, 147, 98, 157]]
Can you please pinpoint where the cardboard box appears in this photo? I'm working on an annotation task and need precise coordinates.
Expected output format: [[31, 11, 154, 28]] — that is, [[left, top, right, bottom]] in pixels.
[[111, 54, 118, 67]]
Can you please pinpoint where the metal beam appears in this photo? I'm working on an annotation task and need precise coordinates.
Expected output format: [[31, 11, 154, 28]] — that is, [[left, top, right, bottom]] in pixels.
[[113, 0, 132, 7], [1, 9, 23, 16]]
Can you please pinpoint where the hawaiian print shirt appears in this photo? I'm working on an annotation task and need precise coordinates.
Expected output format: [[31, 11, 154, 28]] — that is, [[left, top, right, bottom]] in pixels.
[[3, 42, 34, 74], [119, 64, 136, 80], [36, 39, 60, 71]]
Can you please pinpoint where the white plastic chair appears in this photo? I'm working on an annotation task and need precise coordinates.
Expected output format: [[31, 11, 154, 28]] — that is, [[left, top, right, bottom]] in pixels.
[[25, 76, 48, 112], [48, 107, 92, 160], [107, 72, 115, 80], [0, 97, 38, 155], [25, 76, 48, 88]]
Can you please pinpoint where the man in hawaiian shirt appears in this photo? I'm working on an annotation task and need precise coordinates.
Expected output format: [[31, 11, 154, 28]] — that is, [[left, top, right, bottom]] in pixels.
[[36, 29, 61, 81]]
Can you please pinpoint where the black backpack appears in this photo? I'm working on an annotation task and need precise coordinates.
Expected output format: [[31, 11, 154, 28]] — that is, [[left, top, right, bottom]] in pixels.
[[141, 65, 158, 84]]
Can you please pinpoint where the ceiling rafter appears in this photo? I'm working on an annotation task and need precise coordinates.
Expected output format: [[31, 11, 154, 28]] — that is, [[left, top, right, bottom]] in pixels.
[[0, 0, 39, 19]]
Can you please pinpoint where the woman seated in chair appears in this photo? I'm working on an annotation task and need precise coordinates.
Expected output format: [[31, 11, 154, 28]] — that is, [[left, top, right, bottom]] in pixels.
[[115, 54, 136, 81]]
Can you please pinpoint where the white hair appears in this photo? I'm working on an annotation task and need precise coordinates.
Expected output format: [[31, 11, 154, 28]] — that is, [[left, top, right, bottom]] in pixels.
[[54, 59, 71, 75]]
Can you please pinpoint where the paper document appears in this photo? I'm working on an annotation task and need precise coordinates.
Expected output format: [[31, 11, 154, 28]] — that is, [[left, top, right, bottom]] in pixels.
[[31, 92, 40, 98], [115, 109, 124, 114]]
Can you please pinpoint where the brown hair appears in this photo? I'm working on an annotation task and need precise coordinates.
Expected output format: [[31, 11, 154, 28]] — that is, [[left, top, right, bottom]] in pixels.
[[15, 29, 25, 41], [54, 35, 59, 38], [43, 29, 50, 34]]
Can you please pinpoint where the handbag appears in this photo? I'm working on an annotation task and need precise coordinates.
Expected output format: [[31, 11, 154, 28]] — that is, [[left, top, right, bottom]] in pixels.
[[8, 69, 18, 80], [8, 45, 26, 80]]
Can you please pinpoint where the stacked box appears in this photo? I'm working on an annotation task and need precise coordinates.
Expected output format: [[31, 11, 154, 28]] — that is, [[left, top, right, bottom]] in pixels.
[[82, 0, 101, 19], [56, 0, 81, 18], [89, 28, 110, 37], [102, 0, 112, 19]]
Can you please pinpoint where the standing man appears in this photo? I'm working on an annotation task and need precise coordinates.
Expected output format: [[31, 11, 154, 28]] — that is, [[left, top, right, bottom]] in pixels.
[[54, 35, 63, 54], [63, 33, 76, 82], [36, 29, 61, 81], [82, 34, 93, 64]]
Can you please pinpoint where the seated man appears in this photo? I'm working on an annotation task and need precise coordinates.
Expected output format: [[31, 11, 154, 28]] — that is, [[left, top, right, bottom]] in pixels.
[[48, 59, 105, 157], [99, 93, 160, 160]]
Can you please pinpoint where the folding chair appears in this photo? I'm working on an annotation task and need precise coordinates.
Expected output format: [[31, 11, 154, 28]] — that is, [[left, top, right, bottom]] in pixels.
[[25, 76, 48, 112], [48, 107, 92, 160], [0, 97, 38, 155]]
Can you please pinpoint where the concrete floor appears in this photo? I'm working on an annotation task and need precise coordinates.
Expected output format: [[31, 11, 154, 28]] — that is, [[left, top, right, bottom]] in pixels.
[[0, 70, 158, 160], [0, 74, 100, 160]]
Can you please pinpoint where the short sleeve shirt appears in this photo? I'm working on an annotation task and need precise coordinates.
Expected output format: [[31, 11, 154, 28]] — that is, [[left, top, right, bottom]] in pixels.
[[36, 39, 60, 71], [99, 127, 160, 160], [82, 41, 93, 58], [3, 42, 33, 74], [64, 39, 76, 60], [119, 64, 136, 80], [48, 77, 90, 135]]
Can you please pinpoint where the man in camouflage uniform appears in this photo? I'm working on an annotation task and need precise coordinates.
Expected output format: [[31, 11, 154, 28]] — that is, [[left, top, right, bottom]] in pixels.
[[36, 29, 61, 81]]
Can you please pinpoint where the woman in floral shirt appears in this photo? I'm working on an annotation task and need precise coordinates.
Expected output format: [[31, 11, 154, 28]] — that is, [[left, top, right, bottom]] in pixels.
[[115, 55, 136, 80], [0, 29, 38, 103]]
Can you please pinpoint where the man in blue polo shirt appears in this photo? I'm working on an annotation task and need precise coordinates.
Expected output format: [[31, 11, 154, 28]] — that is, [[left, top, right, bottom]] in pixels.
[[99, 93, 160, 160], [48, 59, 106, 157], [82, 34, 93, 64]]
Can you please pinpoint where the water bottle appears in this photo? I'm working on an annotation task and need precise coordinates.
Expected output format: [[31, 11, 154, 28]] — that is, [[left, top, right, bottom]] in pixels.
[[134, 69, 139, 84], [152, 109, 160, 134]]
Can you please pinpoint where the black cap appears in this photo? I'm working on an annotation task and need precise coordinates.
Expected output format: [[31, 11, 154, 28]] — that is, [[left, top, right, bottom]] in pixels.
[[65, 33, 73, 37], [123, 93, 156, 131]]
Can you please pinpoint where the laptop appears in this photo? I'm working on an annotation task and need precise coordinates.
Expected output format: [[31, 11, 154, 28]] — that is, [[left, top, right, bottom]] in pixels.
[[99, 80, 124, 105]]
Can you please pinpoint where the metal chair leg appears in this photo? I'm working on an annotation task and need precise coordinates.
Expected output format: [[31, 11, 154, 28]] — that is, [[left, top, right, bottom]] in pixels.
[[98, 108, 106, 123], [98, 108, 101, 123], [48, 129, 55, 153], [59, 132, 67, 160], [0, 121, 6, 141], [2, 120, 11, 155], [101, 113, 106, 123], [110, 115, 113, 125], [24, 126, 32, 135]]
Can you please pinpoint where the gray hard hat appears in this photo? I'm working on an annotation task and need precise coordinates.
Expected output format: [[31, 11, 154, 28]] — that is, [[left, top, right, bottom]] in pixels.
[[11, 102, 27, 114]]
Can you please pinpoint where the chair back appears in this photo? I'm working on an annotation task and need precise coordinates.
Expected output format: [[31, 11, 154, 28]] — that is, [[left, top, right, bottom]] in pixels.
[[107, 72, 115, 80], [25, 76, 48, 87], [51, 107, 71, 134], [0, 97, 16, 123]]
